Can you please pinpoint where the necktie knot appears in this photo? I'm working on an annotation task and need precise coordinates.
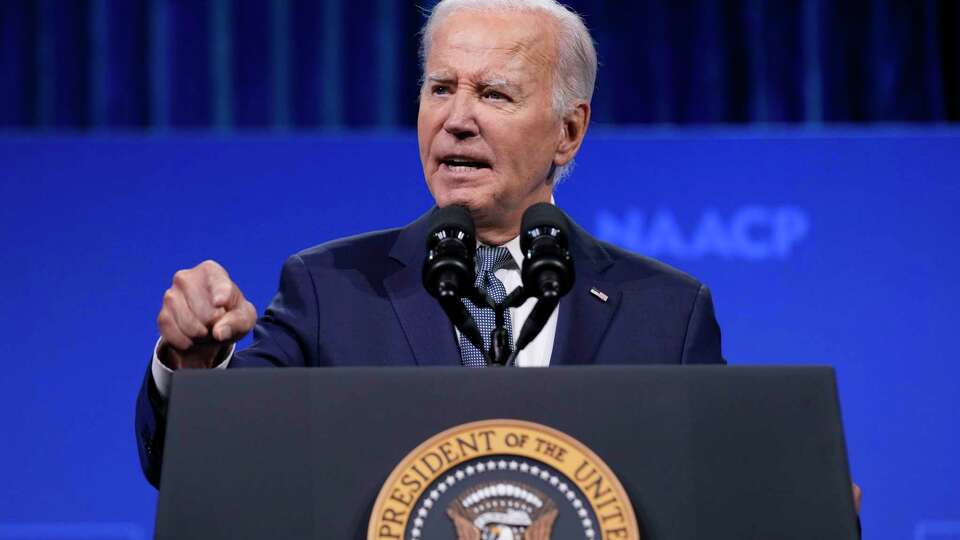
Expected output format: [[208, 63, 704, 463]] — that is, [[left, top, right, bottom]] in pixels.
[[474, 246, 513, 290]]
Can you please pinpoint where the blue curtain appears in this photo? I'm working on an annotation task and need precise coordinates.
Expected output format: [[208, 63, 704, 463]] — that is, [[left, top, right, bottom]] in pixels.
[[0, 0, 956, 130]]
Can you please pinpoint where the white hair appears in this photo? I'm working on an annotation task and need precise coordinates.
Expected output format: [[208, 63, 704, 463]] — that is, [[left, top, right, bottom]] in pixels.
[[420, 0, 598, 182]]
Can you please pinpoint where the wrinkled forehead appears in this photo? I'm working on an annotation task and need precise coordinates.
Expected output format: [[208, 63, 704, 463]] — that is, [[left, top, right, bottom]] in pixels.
[[425, 9, 559, 83]]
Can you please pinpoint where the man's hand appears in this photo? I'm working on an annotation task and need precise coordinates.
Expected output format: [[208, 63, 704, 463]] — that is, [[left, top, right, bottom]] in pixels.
[[852, 482, 862, 514], [156, 260, 257, 369]]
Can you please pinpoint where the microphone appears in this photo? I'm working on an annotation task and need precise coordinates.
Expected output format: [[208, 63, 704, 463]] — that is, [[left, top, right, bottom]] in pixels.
[[514, 203, 575, 354], [520, 203, 575, 299], [422, 205, 484, 350]]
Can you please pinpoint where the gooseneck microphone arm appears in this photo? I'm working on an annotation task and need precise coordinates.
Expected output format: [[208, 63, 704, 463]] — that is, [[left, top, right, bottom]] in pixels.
[[465, 286, 528, 367], [507, 295, 558, 364], [438, 295, 484, 352]]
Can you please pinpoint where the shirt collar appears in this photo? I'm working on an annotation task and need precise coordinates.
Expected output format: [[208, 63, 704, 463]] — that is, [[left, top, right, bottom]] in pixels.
[[503, 236, 523, 270], [479, 196, 556, 270], [478, 236, 523, 270]]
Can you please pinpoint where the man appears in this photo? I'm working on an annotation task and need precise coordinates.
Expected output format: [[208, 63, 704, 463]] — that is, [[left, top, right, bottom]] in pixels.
[[137, 0, 723, 488]]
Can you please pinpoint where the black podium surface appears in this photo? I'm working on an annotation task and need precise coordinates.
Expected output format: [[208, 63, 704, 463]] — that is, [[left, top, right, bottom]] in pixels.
[[156, 366, 858, 539]]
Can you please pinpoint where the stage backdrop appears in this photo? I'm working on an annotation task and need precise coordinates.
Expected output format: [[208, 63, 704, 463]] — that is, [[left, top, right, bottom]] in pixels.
[[0, 129, 957, 540]]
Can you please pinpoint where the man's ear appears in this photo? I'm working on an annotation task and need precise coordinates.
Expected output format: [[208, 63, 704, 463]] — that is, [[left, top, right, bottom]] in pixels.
[[554, 102, 591, 167]]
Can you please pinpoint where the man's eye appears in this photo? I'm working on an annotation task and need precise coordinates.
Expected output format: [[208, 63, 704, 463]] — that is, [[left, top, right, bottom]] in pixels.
[[483, 90, 509, 101], [431, 86, 451, 96]]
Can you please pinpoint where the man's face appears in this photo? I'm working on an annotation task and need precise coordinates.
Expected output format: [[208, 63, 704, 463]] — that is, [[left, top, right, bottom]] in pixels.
[[417, 9, 567, 237]]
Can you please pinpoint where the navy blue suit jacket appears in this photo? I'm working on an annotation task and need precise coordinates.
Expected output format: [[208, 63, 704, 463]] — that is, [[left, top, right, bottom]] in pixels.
[[135, 210, 723, 486]]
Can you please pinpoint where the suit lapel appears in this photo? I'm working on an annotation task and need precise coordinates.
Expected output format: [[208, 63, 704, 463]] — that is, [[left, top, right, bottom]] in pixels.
[[550, 218, 620, 366], [384, 210, 462, 366]]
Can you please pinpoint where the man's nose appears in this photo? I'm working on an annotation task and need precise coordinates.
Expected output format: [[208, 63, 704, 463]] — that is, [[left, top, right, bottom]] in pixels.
[[443, 92, 478, 140]]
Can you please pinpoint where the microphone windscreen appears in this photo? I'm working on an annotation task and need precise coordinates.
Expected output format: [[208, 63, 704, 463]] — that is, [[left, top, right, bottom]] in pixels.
[[427, 205, 475, 241], [520, 203, 569, 253]]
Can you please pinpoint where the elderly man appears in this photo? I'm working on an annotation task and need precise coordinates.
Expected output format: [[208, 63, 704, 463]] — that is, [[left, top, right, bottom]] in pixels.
[[137, 0, 724, 486]]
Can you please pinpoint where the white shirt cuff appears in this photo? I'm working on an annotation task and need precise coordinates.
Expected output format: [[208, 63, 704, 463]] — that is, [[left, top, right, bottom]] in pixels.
[[150, 337, 234, 399]]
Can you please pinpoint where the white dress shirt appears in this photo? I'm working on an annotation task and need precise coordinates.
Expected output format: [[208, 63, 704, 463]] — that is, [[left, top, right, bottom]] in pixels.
[[152, 235, 558, 398]]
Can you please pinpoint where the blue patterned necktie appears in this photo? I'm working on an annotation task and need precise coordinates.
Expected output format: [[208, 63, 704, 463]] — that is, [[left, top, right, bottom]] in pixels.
[[459, 246, 515, 367]]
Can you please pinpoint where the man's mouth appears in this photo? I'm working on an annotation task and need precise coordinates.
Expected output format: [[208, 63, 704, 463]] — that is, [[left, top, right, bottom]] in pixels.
[[440, 156, 492, 173]]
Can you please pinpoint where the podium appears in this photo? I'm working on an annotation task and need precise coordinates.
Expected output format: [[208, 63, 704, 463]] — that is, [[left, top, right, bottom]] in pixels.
[[155, 366, 858, 539]]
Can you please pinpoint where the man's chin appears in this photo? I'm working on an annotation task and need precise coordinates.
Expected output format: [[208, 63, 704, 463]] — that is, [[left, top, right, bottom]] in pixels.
[[432, 188, 491, 213]]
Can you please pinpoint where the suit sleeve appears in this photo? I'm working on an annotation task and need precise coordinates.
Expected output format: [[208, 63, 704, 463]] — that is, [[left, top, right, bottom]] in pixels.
[[134, 254, 321, 487], [680, 284, 725, 365], [231, 254, 321, 368], [135, 361, 168, 488]]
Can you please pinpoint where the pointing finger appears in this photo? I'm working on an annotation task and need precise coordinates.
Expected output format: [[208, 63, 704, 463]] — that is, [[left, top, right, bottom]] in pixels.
[[201, 262, 239, 309], [209, 279, 236, 309], [211, 300, 256, 342], [173, 265, 229, 324], [172, 269, 216, 323]]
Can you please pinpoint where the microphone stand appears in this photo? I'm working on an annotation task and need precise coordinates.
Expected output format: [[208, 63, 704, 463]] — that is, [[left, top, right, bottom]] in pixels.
[[466, 286, 556, 367]]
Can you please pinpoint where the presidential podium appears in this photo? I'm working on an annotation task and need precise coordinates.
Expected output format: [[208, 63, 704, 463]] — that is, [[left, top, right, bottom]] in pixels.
[[154, 366, 859, 539]]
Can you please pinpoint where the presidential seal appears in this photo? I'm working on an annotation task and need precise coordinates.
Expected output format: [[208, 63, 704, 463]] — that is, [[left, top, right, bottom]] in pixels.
[[368, 419, 640, 540]]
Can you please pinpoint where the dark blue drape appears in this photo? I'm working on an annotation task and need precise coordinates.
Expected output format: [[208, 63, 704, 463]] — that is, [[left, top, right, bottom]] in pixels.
[[0, 0, 956, 130]]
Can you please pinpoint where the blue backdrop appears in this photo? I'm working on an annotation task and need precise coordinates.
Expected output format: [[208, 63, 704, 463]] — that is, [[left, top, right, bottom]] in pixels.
[[0, 129, 957, 539]]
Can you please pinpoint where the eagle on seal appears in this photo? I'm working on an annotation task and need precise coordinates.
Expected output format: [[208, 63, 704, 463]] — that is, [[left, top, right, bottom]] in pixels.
[[446, 482, 558, 540]]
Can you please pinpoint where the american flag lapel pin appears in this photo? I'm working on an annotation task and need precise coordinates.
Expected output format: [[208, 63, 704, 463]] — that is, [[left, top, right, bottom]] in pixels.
[[589, 287, 609, 303]]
